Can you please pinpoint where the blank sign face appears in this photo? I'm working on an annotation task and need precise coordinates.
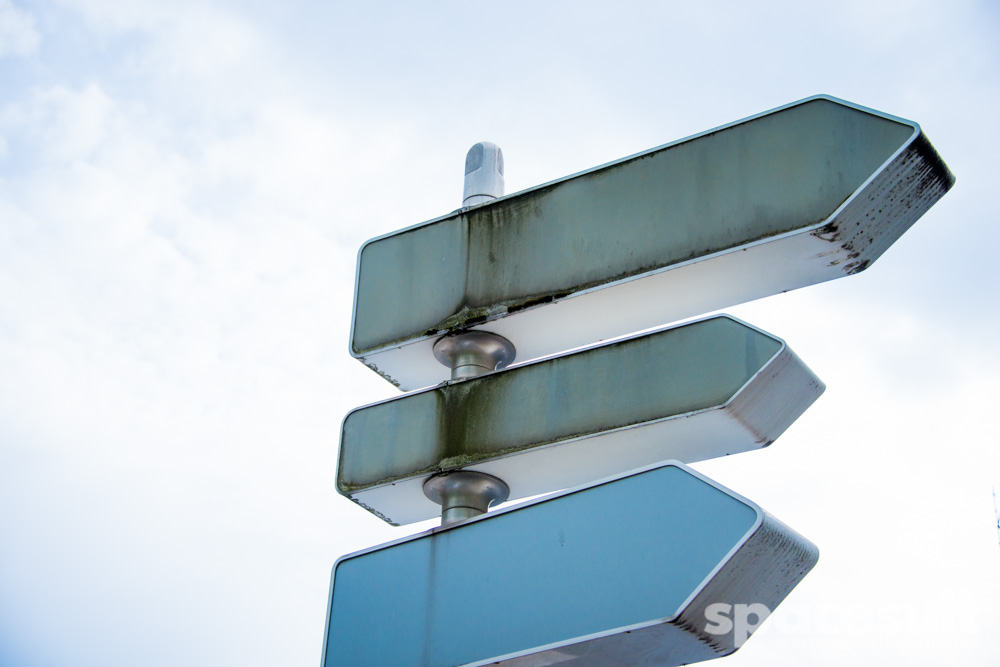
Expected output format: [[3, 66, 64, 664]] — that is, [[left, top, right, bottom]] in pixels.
[[323, 463, 816, 667]]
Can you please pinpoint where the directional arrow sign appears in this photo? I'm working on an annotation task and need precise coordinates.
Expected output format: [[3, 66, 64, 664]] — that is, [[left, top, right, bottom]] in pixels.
[[323, 462, 818, 666], [338, 315, 823, 525], [351, 95, 954, 390]]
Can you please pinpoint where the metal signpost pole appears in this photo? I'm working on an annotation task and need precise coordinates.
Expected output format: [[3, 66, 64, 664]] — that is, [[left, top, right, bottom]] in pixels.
[[421, 143, 515, 527]]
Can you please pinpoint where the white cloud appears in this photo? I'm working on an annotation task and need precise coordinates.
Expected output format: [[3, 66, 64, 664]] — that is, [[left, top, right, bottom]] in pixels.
[[3, 84, 116, 164], [0, 75, 365, 664], [57, 0, 262, 76], [0, 0, 38, 58]]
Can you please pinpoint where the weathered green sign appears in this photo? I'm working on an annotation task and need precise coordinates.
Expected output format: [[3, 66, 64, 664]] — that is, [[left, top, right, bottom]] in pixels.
[[339, 316, 823, 525], [351, 95, 954, 390]]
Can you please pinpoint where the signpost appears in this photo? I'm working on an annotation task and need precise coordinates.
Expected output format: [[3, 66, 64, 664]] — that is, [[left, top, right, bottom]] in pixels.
[[323, 462, 818, 667], [338, 315, 823, 525], [325, 95, 954, 665]]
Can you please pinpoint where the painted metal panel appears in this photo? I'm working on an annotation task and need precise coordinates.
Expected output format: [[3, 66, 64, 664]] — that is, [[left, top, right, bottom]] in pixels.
[[350, 95, 954, 390], [338, 315, 823, 525], [322, 462, 818, 667]]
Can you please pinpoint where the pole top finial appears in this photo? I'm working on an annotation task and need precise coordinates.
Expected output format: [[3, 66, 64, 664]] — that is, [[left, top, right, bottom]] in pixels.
[[463, 142, 504, 207]]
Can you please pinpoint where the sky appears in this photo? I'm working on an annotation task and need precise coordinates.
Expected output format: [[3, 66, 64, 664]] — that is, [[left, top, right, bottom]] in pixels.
[[0, 1, 998, 665]]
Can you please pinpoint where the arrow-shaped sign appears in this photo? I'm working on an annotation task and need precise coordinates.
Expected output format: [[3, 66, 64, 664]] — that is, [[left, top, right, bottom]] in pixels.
[[323, 462, 818, 666], [351, 95, 954, 390], [339, 315, 823, 525]]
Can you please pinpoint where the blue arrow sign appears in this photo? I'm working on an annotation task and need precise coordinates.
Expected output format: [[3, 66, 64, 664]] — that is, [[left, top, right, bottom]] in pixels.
[[322, 462, 818, 666]]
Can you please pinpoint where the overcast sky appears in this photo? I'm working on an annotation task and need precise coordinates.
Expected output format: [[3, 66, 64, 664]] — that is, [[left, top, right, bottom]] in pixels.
[[1, 1, 998, 665]]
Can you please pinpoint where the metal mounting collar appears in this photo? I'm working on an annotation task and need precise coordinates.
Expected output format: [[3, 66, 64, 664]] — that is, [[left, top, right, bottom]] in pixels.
[[433, 331, 516, 380], [423, 471, 510, 527]]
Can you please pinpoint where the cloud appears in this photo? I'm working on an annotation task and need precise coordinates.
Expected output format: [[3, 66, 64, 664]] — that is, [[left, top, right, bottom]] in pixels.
[[0, 0, 38, 59], [0, 75, 363, 664], [57, 0, 262, 73]]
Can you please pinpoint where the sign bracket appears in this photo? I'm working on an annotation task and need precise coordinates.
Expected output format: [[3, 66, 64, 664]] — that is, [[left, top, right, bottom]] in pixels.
[[433, 330, 516, 380], [422, 471, 510, 526]]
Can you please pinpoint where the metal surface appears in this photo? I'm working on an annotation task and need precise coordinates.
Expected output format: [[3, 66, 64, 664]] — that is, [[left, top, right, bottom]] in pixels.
[[433, 330, 516, 380], [463, 141, 504, 207], [350, 95, 955, 390], [423, 471, 510, 526], [337, 315, 824, 525], [321, 461, 819, 667]]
